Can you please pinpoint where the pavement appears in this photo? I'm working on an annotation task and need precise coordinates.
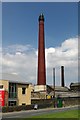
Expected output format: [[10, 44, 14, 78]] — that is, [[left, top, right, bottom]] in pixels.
[[1, 105, 79, 119]]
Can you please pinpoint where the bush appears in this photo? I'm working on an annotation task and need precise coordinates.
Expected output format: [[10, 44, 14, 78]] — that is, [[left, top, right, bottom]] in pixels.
[[2, 104, 34, 113], [2, 106, 14, 113]]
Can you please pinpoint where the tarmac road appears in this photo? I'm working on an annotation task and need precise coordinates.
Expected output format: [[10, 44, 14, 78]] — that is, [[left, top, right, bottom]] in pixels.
[[1, 105, 79, 119]]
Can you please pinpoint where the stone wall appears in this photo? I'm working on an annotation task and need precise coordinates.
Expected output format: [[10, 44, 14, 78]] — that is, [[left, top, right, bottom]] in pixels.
[[63, 97, 80, 106], [31, 97, 80, 106]]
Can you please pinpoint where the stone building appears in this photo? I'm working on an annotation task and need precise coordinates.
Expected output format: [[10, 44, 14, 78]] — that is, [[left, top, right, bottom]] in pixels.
[[0, 73, 31, 106], [70, 82, 80, 91]]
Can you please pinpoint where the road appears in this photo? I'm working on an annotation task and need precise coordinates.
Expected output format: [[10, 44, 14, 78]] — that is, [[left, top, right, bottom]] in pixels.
[[1, 105, 79, 119]]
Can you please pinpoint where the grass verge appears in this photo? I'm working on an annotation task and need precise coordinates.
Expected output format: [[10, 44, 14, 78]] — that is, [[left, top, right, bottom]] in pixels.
[[31, 109, 80, 118]]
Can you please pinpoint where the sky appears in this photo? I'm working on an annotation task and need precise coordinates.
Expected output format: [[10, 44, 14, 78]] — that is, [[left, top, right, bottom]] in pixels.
[[1, 2, 78, 87], [0, 2, 2, 78], [1, 0, 79, 2]]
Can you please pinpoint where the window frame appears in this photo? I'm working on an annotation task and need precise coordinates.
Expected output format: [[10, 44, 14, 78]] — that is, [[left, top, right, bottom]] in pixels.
[[22, 87, 26, 95]]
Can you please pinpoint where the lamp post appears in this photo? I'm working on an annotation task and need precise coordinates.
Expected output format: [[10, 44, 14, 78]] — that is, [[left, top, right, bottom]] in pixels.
[[53, 68, 55, 107]]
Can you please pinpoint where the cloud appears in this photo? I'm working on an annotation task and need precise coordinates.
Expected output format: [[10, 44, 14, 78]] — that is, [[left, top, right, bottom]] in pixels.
[[46, 37, 78, 68], [2, 44, 37, 83], [2, 37, 78, 87], [46, 37, 78, 86]]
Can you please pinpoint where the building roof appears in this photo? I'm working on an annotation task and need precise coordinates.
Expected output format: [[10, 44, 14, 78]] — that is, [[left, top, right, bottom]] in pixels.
[[55, 86, 69, 92], [51, 86, 69, 92], [0, 73, 31, 85], [70, 82, 80, 87]]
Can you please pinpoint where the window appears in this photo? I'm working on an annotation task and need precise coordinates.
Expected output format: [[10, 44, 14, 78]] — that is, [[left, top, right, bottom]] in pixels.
[[8, 101, 16, 106], [9, 83, 17, 98], [22, 103, 26, 105], [0, 85, 3, 89], [22, 88, 26, 94]]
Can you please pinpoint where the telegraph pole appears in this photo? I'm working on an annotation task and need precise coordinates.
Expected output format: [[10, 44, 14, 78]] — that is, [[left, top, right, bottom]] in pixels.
[[53, 68, 55, 107]]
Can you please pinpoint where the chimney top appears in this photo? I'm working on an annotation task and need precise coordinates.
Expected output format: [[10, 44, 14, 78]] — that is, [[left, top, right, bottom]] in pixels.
[[39, 13, 44, 21]]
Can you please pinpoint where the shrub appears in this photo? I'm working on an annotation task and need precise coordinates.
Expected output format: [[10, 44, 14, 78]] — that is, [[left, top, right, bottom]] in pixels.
[[2, 104, 34, 113], [2, 106, 14, 113]]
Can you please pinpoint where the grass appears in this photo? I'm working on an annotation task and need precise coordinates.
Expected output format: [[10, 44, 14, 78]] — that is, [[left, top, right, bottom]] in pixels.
[[31, 109, 80, 118], [16, 109, 80, 120]]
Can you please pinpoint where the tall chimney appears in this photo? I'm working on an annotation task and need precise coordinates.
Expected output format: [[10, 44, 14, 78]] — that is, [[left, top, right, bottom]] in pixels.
[[61, 66, 65, 87], [37, 13, 46, 85]]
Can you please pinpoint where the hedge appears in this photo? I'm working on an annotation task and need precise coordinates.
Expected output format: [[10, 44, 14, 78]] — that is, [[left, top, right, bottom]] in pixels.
[[2, 103, 52, 113], [2, 104, 34, 113]]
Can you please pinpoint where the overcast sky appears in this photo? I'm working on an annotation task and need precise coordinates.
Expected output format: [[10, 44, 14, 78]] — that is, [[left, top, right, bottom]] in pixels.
[[1, 2, 78, 87]]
